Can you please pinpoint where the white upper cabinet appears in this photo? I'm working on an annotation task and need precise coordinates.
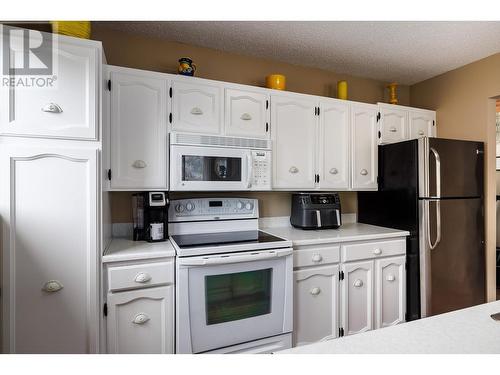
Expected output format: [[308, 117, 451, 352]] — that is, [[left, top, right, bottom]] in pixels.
[[225, 88, 269, 139], [375, 256, 406, 329], [378, 105, 407, 144], [293, 265, 339, 346], [0, 144, 99, 353], [171, 80, 223, 134], [351, 103, 378, 190], [319, 99, 350, 189], [409, 108, 436, 139], [0, 33, 100, 140], [341, 260, 374, 336], [108, 66, 168, 190], [271, 95, 317, 189]]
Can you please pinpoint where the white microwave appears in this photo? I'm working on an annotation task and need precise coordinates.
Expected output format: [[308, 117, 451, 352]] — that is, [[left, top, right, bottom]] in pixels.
[[170, 133, 272, 191]]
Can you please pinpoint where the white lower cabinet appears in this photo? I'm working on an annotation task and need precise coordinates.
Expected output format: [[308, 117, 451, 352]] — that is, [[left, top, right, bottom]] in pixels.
[[293, 264, 339, 346], [107, 286, 174, 354], [375, 256, 406, 329]]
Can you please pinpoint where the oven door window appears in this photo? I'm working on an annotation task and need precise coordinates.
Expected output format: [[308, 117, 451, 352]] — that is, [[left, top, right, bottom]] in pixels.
[[205, 269, 272, 325], [182, 155, 242, 182]]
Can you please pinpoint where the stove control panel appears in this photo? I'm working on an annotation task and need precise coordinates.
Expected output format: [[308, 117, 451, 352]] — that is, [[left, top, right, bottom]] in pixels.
[[169, 198, 259, 222]]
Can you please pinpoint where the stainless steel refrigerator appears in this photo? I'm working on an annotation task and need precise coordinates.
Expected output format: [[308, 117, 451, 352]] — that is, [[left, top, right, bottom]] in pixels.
[[358, 137, 485, 320]]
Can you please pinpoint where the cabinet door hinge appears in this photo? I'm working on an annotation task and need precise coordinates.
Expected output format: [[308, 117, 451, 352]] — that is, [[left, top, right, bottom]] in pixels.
[[339, 327, 344, 337], [169, 87, 172, 98], [339, 270, 344, 281], [314, 107, 317, 116], [266, 122, 269, 132], [107, 80, 111, 91], [378, 130, 381, 139], [433, 120, 435, 126], [107, 169, 112, 181], [266, 99, 269, 110], [169, 113, 172, 124], [376, 112, 381, 122], [103, 303, 108, 317]]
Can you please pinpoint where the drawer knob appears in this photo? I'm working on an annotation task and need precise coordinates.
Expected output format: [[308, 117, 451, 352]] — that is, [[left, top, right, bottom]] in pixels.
[[134, 272, 152, 283], [389, 126, 397, 133], [360, 169, 368, 176], [42, 280, 63, 293], [418, 130, 425, 136], [329, 168, 338, 175], [353, 279, 364, 288], [310, 287, 321, 296], [373, 248, 382, 255], [190, 107, 203, 115], [132, 313, 150, 325], [132, 160, 147, 169], [289, 166, 299, 174], [311, 254, 323, 263], [386, 274, 396, 282], [240, 112, 252, 121], [41, 103, 63, 113]]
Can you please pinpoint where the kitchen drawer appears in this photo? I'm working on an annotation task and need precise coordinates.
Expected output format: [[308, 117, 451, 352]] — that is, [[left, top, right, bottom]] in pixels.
[[108, 260, 174, 292], [294, 244, 340, 268], [341, 239, 405, 262]]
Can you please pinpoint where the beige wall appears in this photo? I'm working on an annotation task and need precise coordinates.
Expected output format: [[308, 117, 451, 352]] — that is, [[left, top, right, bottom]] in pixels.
[[90, 25, 409, 222], [410, 53, 500, 302]]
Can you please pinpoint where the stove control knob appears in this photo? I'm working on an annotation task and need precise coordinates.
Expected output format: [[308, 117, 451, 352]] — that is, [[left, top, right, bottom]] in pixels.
[[186, 202, 195, 211], [175, 204, 185, 213], [236, 201, 244, 210], [245, 202, 253, 210]]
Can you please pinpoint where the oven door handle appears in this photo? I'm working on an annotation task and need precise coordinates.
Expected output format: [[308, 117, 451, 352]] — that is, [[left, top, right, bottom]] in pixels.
[[178, 248, 293, 266]]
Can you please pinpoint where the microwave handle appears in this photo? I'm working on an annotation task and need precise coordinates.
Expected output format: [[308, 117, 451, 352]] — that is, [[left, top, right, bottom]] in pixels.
[[246, 153, 253, 188], [179, 248, 293, 266]]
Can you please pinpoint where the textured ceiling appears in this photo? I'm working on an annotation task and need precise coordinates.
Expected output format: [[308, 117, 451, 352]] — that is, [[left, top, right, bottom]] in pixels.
[[96, 21, 500, 85]]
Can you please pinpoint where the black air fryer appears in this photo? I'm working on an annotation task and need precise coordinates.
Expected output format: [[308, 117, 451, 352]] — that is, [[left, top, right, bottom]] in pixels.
[[290, 193, 341, 229], [132, 192, 169, 242]]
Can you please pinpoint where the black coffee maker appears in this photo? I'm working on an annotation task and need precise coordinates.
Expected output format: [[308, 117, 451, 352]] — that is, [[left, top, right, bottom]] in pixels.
[[132, 192, 169, 242]]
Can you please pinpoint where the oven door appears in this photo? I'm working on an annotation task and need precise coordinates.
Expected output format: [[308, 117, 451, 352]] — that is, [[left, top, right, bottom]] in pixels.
[[176, 248, 293, 353], [170, 145, 252, 191]]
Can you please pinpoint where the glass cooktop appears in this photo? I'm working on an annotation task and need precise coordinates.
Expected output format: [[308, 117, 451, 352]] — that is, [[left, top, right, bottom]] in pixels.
[[171, 230, 287, 249]]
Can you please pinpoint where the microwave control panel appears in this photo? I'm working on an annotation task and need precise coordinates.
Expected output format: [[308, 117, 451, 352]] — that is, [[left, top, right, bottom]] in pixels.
[[251, 150, 271, 190]]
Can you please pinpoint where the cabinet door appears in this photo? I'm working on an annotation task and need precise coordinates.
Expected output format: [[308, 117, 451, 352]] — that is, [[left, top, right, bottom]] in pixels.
[[351, 103, 378, 190], [293, 265, 339, 346], [0, 34, 99, 140], [409, 109, 436, 139], [319, 99, 350, 189], [109, 66, 168, 189], [271, 95, 317, 189], [171, 80, 222, 134], [107, 286, 174, 354], [225, 88, 269, 139], [375, 256, 406, 329], [0, 145, 99, 353], [379, 106, 408, 144], [341, 260, 374, 336]]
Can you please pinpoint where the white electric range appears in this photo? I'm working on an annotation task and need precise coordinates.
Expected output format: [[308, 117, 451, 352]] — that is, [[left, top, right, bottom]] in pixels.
[[169, 197, 293, 354]]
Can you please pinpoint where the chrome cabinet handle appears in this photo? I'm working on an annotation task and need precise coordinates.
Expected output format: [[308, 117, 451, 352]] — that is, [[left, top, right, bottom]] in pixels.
[[389, 126, 397, 132], [311, 254, 323, 263], [310, 287, 321, 296], [353, 279, 363, 288], [373, 248, 382, 255], [41, 103, 63, 113], [386, 274, 396, 282], [132, 160, 147, 169], [134, 272, 152, 283], [240, 113, 252, 121], [132, 313, 150, 325], [42, 280, 63, 293], [360, 169, 368, 176], [329, 168, 338, 175], [289, 166, 299, 174], [190, 107, 203, 115]]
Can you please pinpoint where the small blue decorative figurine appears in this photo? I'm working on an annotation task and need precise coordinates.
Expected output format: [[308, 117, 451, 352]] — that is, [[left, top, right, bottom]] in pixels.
[[178, 57, 197, 76]]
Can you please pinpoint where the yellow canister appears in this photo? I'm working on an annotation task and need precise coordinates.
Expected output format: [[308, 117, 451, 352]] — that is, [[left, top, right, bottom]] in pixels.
[[50, 21, 91, 39], [266, 74, 286, 90], [337, 80, 348, 100]]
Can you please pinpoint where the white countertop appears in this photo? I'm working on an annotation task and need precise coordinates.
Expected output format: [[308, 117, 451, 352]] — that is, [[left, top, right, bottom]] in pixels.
[[279, 301, 500, 354], [261, 223, 409, 246], [103, 238, 176, 263]]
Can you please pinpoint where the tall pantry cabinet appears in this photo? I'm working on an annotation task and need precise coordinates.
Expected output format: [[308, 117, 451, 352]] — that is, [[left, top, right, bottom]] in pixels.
[[0, 29, 106, 353]]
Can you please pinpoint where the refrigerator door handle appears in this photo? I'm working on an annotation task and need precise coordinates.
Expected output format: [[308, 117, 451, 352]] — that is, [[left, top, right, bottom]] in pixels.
[[429, 146, 441, 198], [426, 199, 442, 250]]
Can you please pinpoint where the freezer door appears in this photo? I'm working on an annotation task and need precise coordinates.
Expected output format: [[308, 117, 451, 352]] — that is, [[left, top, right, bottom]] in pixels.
[[419, 198, 485, 317], [418, 138, 484, 198]]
